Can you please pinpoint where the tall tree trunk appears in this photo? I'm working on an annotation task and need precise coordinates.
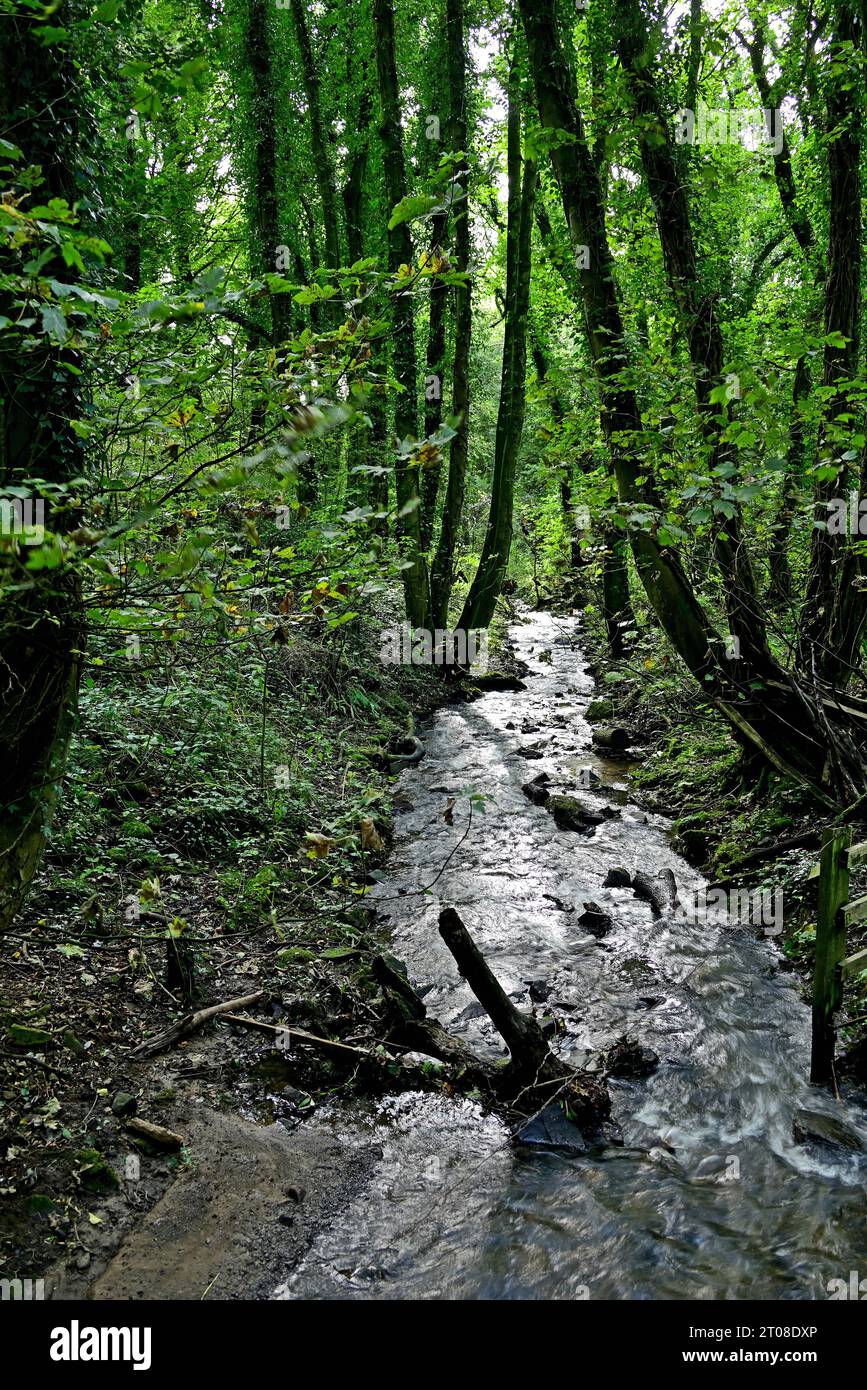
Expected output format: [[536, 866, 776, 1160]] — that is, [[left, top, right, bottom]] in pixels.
[[242, 0, 293, 345], [419, 27, 450, 551], [459, 57, 536, 633], [343, 64, 372, 512], [614, 0, 771, 675], [289, 0, 343, 300], [342, 42, 389, 526], [122, 129, 144, 291], [768, 354, 810, 606], [420, 223, 448, 550], [0, 16, 85, 932], [518, 0, 845, 795], [799, 0, 863, 682], [741, 6, 822, 275], [530, 339, 586, 580], [430, 0, 472, 628], [602, 532, 632, 659], [740, 10, 821, 616], [372, 0, 431, 627], [684, 0, 703, 112]]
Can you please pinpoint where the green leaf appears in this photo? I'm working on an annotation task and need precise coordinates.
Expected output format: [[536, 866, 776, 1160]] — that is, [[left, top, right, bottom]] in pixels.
[[387, 193, 441, 230], [94, 0, 124, 20], [40, 305, 68, 344]]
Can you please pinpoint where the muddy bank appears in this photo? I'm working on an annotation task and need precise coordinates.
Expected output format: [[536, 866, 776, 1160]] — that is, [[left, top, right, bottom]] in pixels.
[[49, 1094, 377, 1301]]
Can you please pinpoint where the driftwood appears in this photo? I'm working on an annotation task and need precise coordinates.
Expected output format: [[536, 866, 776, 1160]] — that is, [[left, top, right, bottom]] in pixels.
[[223, 1013, 382, 1063], [130, 991, 267, 1058], [632, 868, 678, 918], [438, 907, 551, 1084], [436, 907, 612, 1131], [124, 1118, 184, 1150], [374, 939, 610, 1132], [387, 735, 425, 772], [373, 954, 495, 1080], [591, 726, 631, 752]]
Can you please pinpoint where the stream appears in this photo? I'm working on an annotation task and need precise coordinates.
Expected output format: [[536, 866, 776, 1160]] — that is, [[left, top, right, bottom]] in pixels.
[[278, 610, 867, 1300]]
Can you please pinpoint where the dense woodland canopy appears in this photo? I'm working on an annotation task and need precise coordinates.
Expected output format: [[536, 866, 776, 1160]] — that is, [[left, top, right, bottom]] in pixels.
[[0, 0, 865, 935]]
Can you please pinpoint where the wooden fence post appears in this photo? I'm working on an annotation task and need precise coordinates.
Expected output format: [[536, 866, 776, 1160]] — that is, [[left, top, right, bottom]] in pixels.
[[810, 828, 851, 1087]]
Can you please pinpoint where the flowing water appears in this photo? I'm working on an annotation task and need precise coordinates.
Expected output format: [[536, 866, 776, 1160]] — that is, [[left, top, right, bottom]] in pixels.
[[279, 611, 867, 1300]]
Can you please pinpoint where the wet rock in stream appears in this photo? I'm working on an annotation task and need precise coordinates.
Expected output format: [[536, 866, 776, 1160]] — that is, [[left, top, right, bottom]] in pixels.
[[603, 867, 632, 889], [546, 794, 618, 834], [632, 868, 678, 917], [522, 772, 551, 805], [516, 742, 546, 760], [514, 1104, 590, 1158], [602, 1035, 659, 1080], [793, 1110, 865, 1155], [543, 893, 575, 915], [470, 671, 527, 693], [577, 903, 614, 938], [591, 726, 632, 753]]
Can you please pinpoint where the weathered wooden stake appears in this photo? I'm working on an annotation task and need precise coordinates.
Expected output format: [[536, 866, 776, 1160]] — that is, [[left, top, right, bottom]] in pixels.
[[810, 828, 851, 1087]]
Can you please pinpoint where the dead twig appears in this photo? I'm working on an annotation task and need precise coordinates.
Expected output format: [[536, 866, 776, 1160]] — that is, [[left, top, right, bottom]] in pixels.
[[130, 991, 267, 1058]]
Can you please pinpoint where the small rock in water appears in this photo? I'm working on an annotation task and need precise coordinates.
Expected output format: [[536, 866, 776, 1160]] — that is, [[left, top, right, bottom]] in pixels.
[[546, 794, 614, 833], [604, 867, 632, 889], [514, 1104, 589, 1158], [455, 1000, 488, 1024], [648, 1146, 682, 1174], [632, 869, 677, 918], [692, 1154, 730, 1182], [603, 1035, 659, 1079], [527, 979, 551, 1003], [793, 1109, 865, 1154], [522, 773, 551, 806], [516, 742, 546, 760], [578, 902, 613, 938], [543, 892, 575, 915]]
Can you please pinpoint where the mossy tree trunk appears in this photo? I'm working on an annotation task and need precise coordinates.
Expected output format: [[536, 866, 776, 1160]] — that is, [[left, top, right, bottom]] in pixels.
[[518, 0, 850, 796], [430, 0, 472, 629], [372, 0, 431, 628], [459, 53, 536, 634], [0, 13, 86, 933]]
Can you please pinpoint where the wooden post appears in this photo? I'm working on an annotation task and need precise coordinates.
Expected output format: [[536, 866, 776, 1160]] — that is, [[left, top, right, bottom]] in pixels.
[[810, 828, 851, 1086]]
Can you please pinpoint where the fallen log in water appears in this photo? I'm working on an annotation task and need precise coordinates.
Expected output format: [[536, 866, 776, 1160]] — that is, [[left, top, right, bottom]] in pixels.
[[373, 932, 612, 1134], [632, 868, 678, 918], [372, 953, 495, 1083], [591, 726, 631, 753], [436, 907, 613, 1130]]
